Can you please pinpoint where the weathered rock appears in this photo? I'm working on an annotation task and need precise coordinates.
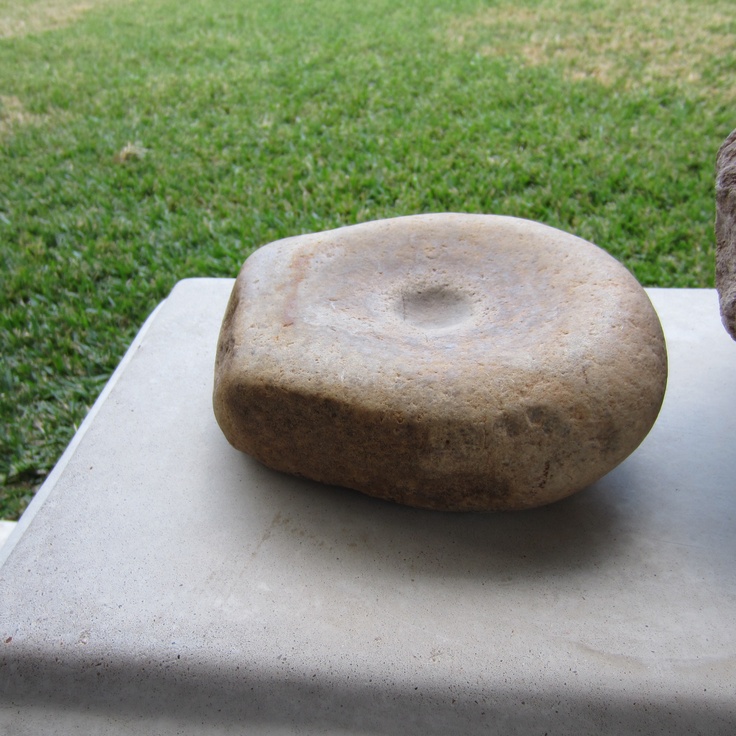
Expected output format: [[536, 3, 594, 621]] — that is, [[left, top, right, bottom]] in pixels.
[[716, 129, 736, 340], [213, 214, 667, 511]]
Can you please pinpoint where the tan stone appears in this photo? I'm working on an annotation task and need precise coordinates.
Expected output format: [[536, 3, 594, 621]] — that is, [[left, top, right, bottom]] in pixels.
[[716, 129, 736, 340], [213, 214, 667, 511]]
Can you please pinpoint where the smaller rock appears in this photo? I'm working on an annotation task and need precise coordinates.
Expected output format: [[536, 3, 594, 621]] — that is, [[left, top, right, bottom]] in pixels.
[[716, 129, 736, 340]]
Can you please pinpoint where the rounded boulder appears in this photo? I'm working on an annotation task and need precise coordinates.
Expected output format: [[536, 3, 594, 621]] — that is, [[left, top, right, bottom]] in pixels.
[[213, 214, 667, 511]]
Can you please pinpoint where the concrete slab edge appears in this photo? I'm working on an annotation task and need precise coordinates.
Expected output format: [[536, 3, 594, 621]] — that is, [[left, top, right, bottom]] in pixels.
[[0, 521, 17, 553], [0, 297, 168, 568]]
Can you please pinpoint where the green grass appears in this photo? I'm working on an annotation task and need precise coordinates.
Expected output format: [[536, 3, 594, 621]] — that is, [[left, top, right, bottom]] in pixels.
[[1, 0, 734, 519]]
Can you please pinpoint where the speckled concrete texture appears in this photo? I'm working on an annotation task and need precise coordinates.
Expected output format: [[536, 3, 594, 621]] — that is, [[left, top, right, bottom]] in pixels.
[[1, 280, 735, 735], [214, 215, 668, 510]]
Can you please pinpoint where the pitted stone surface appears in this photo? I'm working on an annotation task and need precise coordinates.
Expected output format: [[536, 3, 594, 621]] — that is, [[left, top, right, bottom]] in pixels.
[[213, 214, 667, 511], [716, 129, 736, 340]]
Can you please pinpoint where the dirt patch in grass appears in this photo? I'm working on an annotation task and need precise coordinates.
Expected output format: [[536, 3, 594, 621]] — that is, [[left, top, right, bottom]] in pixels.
[[0, 95, 47, 135], [0, 95, 71, 140], [0, 0, 114, 38], [447, 0, 735, 96]]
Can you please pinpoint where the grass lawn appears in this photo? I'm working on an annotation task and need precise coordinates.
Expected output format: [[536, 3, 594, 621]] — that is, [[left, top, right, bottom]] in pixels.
[[1, 0, 734, 519]]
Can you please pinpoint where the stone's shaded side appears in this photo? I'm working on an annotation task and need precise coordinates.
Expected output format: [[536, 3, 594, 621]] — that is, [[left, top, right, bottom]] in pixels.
[[716, 129, 736, 340], [213, 214, 668, 511]]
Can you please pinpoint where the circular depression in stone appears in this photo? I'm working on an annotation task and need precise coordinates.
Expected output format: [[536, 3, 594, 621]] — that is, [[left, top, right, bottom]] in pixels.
[[398, 285, 473, 330], [214, 213, 669, 511]]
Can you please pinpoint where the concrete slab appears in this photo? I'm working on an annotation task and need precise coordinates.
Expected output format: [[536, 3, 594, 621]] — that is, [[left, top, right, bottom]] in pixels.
[[1, 278, 735, 734], [0, 521, 17, 553]]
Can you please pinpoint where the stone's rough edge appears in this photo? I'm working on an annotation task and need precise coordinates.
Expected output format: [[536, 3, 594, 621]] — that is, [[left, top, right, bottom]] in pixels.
[[213, 215, 668, 512], [716, 129, 736, 340]]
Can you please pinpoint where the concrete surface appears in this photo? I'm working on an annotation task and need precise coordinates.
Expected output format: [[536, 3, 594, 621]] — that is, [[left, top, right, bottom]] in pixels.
[[1, 279, 735, 734], [0, 521, 17, 553]]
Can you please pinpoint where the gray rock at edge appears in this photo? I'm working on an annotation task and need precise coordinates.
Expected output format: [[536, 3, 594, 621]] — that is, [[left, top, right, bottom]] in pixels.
[[716, 129, 736, 340]]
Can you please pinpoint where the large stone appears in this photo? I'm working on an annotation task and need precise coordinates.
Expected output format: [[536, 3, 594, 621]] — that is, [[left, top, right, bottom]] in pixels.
[[213, 214, 667, 511], [716, 129, 736, 340]]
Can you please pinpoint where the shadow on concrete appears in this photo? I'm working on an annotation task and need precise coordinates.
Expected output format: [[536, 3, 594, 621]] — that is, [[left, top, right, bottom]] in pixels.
[[2, 644, 735, 735], [229, 452, 635, 586]]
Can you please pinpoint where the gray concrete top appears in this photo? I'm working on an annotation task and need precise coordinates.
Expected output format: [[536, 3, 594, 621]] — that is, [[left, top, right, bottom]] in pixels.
[[1, 279, 736, 734]]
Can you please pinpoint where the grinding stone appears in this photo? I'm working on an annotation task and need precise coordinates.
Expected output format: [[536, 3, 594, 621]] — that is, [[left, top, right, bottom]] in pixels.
[[213, 214, 667, 511]]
